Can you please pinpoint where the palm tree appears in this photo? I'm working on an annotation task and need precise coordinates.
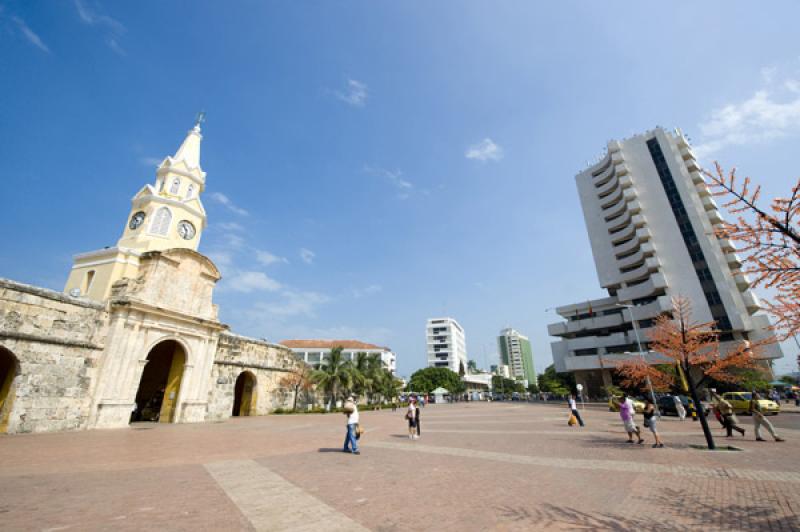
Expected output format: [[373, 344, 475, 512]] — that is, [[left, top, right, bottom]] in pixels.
[[365, 354, 384, 403], [379, 370, 403, 404], [351, 352, 372, 401], [311, 347, 353, 410]]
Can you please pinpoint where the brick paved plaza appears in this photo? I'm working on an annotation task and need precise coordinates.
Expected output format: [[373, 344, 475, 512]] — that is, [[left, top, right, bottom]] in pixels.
[[1, 402, 799, 531]]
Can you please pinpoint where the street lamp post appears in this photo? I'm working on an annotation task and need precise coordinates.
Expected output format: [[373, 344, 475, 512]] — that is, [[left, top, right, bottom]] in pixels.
[[617, 303, 660, 416]]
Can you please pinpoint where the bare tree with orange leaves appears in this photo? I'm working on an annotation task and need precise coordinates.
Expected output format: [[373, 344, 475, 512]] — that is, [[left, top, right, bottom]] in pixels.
[[616, 296, 760, 449], [280, 363, 314, 412], [704, 163, 800, 338]]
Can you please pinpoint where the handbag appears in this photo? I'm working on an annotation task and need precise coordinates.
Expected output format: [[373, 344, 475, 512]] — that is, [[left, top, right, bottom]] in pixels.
[[355, 424, 364, 440], [643, 418, 651, 428], [567, 414, 577, 426]]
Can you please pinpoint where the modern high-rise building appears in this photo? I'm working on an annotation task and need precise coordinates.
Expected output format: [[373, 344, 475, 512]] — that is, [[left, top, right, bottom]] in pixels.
[[497, 328, 536, 385], [426, 317, 468, 374], [548, 127, 782, 396]]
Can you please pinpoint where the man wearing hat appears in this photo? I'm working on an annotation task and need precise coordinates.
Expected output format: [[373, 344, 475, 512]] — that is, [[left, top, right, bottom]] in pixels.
[[343, 395, 360, 455]]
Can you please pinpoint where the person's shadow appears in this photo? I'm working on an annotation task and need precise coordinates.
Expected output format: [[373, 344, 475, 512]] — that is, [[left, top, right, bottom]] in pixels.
[[318, 448, 346, 453]]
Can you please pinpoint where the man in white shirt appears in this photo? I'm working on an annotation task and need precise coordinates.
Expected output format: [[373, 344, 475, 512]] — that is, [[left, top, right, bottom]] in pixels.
[[343, 396, 360, 455], [568, 393, 584, 427]]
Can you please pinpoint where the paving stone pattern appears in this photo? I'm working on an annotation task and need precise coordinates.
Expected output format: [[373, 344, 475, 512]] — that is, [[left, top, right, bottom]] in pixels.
[[1, 402, 799, 531]]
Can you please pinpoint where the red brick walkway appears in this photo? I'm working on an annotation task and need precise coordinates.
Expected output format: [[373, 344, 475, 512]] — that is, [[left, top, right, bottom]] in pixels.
[[1, 403, 798, 531]]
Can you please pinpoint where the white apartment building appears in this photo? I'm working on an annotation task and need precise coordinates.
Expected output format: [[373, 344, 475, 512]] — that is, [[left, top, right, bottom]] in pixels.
[[280, 340, 397, 374], [426, 317, 468, 374], [548, 127, 782, 397]]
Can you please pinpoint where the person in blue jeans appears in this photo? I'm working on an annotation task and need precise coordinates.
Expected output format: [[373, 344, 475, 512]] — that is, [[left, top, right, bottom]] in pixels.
[[343, 396, 360, 455], [568, 394, 584, 427]]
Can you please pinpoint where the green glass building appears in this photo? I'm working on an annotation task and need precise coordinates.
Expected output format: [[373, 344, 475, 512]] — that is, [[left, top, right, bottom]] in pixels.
[[497, 328, 536, 385]]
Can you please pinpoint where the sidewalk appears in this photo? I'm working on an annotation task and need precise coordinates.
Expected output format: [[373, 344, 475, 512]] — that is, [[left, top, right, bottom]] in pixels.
[[1, 402, 798, 531]]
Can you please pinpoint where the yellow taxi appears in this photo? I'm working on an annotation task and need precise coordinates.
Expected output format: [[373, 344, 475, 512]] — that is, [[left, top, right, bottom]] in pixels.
[[721, 392, 780, 416], [608, 396, 646, 414]]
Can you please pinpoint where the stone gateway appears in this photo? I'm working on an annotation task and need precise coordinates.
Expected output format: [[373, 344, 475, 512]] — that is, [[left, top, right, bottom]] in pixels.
[[0, 122, 303, 434]]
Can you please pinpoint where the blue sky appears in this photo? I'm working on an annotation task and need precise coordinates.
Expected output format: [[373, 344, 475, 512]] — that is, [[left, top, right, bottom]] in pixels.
[[2, 2, 800, 377]]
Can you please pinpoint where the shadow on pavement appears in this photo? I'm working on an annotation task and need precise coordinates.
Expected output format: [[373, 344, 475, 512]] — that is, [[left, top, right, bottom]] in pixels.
[[317, 448, 346, 453], [496, 498, 800, 531]]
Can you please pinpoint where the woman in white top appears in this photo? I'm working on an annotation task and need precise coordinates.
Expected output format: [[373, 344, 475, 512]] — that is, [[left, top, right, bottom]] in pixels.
[[406, 398, 418, 439]]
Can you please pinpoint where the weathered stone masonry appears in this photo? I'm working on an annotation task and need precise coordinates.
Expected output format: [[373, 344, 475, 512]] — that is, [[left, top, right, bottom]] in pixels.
[[0, 279, 108, 433], [0, 268, 303, 434]]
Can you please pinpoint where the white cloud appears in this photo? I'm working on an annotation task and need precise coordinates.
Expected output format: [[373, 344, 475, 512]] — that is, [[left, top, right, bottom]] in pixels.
[[207, 251, 233, 269], [465, 138, 504, 162], [336, 79, 368, 107], [11, 16, 49, 53], [74, 0, 126, 55], [256, 249, 288, 266], [219, 222, 245, 232], [300, 248, 315, 264], [225, 233, 246, 250], [252, 290, 330, 318], [364, 165, 412, 191], [291, 325, 392, 344], [209, 192, 249, 216], [352, 284, 382, 299], [139, 156, 162, 167], [107, 37, 126, 56], [694, 71, 800, 159], [227, 271, 282, 293]]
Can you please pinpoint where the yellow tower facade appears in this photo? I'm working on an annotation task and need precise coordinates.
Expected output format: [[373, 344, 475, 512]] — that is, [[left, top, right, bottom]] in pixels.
[[64, 120, 209, 301]]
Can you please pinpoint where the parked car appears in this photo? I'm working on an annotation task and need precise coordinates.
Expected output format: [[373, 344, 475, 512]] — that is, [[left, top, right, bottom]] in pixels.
[[608, 396, 645, 413], [721, 392, 780, 415], [656, 395, 709, 417]]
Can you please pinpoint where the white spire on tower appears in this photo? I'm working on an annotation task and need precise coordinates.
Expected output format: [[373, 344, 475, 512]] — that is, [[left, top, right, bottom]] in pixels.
[[171, 112, 205, 169]]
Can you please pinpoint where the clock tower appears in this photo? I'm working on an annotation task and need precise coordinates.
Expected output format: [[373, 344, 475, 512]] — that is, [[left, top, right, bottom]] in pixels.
[[64, 119, 210, 301]]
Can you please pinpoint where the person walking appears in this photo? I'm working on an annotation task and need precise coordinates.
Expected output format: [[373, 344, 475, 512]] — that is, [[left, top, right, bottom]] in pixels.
[[391, 398, 397, 412], [568, 394, 584, 427], [342, 396, 360, 455], [406, 398, 418, 439], [672, 394, 687, 421], [415, 399, 421, 438], [616, 394, 643, 444], [713, 392, 745, 437], [750, 391, 785, 442], [643, 398, 664, 448]]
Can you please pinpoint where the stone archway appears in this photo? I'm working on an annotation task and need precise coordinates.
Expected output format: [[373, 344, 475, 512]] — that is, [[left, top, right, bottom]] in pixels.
[[0, 346, 19, 434], [232, 371, 257, 417], [131, 340, 186, 424]]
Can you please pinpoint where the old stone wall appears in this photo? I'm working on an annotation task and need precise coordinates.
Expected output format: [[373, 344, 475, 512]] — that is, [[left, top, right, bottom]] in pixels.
[[0, 279, 108, 433], [207, 333, 302, 420]]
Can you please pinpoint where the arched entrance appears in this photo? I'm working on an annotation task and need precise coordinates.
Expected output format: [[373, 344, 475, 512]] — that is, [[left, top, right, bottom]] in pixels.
[[0, 347, 19, 434], [131, 340, 186, 424], [232, 371, 257, 417]]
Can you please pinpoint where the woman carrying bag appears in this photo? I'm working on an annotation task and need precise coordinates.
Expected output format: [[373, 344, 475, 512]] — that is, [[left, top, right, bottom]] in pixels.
[[406, 397, 418, 439]]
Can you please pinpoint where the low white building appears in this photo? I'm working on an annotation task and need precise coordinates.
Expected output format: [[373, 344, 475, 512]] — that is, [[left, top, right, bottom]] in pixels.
[[280, 339, 397, 374], [426, 317, 468, 374]]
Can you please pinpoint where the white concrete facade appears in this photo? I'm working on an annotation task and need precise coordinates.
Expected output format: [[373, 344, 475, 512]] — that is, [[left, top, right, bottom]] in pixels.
[[426, 317, 467, 374], [281, 340, 397, 375], [548, 128, 782, 395]]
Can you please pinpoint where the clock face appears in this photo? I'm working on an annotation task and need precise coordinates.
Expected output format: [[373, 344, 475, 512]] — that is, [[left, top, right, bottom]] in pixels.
[[177, 220, 196, 240], [129, 211, 146, 230]]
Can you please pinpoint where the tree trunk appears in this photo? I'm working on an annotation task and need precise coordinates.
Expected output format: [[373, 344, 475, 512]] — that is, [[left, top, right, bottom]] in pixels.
[[685, 364, 715, 450], [292, 385, 299, 411]]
